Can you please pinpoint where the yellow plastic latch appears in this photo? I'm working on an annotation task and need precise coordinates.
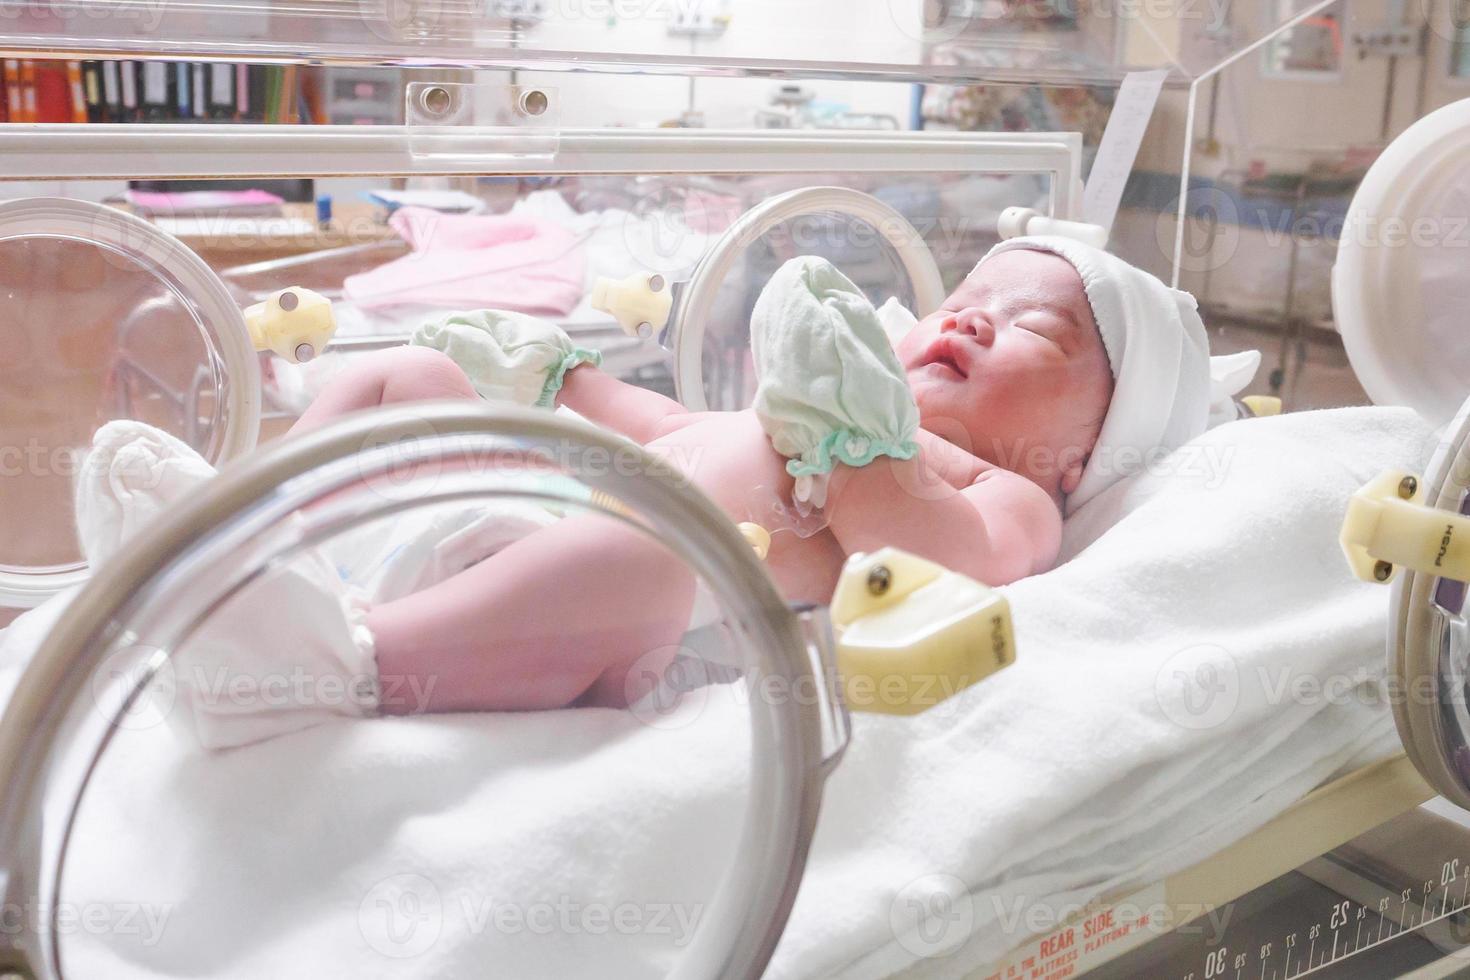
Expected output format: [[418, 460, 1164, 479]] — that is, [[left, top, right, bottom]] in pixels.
[[828, 547, 1015, 716], [1242, 395, 1283, 417], [243, 287, 337, 364], [590, 271, 673, 339], [737, 522, 771, 561], [1341, 470, 1470, 584]]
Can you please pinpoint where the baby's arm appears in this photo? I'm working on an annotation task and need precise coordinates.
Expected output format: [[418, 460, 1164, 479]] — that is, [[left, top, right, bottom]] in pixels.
[[912, 428, 1000, 490], [554, 364, 692, 445], [823, 453, 1061, 586]]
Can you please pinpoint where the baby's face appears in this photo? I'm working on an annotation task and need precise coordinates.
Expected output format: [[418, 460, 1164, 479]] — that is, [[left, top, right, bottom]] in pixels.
[[895, 249, 1113, 496]]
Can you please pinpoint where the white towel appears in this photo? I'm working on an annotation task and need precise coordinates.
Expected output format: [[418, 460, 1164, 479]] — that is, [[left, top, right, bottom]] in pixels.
[[776, 405, 1433, 978], [0, 406, 1433, 979]]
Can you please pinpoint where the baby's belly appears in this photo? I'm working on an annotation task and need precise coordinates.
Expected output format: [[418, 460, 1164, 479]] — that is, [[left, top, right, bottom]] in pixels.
[[646, 410, 847, 605]]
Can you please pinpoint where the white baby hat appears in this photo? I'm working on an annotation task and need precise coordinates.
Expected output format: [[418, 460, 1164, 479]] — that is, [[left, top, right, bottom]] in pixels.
[[978, 235, 1260, 515]]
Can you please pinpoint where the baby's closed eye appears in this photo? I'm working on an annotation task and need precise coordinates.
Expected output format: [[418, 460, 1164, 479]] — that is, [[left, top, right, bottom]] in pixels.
[[1015, 314, 1070, 348]]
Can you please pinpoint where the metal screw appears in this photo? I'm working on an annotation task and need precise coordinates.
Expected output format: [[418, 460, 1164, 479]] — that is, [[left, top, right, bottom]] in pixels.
[[518, 89, 549, 117], [867, 564, 892, 596], [648, 274, 666, 291], [295, 343, 315, 363], [277, 289, 298, 312], [420, 86, 452, 116], [1374, 560, 1394, 582], [636, 321, 652, 339], [1398, 475, 1418, 499]]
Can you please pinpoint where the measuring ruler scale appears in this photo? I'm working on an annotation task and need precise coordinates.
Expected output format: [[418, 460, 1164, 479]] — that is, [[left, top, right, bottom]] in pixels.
[[1084, 802, 1470, 979]]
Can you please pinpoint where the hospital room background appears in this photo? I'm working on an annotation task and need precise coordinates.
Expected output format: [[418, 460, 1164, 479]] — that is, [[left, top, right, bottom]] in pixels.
[[9, 0, 1465, 445], [9, 0, 1470, 977]]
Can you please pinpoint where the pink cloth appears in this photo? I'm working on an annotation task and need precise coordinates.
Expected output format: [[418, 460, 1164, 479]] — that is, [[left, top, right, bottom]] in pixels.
[[126, 188, 284, 213], [681, 191, 742, 234], [343, 207, 587, 314]]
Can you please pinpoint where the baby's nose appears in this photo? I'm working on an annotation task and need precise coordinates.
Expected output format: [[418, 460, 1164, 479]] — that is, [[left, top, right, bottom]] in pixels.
[[945, 308, 995, 345]]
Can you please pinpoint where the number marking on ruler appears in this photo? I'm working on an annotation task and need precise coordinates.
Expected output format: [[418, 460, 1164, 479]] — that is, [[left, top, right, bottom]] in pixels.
[[1278, 882, 1470, 977]]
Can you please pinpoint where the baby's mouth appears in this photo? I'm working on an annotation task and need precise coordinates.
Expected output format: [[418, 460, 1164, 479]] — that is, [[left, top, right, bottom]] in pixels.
[[922, 337, 970, 379]]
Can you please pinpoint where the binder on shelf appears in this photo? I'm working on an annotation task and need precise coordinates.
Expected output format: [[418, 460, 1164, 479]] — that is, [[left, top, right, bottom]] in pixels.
[[19, 60, 37, 124], [281, 65, 298, 123], [263, 65, 297, 123], [100, 60, 122, 122], [262, 65, 275, 123], [81, 61, 104, 122], [2, 61, 19, 124], [173, 61, 190, 118], [66, 61, 86, 123], [235, 62, 249, 120], [300, 66, 326, 124], [192, 63, 206, 118], [247, 64, 268, 122], [140, 60, 168, 121], [208, 63, 235, 120], [0, 57, 394, 127], [29, 62, 72, 123], [119, 60, 138, 121]]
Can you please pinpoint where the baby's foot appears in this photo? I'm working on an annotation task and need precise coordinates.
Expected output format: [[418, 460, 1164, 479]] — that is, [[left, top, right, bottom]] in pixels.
[[73, 421, 217, 566], [411, 309, 601, 408]]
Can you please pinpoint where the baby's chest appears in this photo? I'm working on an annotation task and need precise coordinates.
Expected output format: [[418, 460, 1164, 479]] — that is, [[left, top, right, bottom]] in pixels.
[[647, 410, 845, 603], [649, 410, 794, 508]]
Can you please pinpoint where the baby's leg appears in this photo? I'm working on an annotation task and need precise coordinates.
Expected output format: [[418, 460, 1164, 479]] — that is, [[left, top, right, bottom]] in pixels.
[[289, 346, 478, 436], [370, 505, 697, 712], [367, 412, 796, 714], [284, 348, 696, 712], [554, 363, 693, 444]]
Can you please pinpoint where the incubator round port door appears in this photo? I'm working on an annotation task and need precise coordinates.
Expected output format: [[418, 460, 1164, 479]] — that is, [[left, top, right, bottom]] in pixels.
[[593, 185, 947, 412], [0, 197, 262, 609], [1335, 97, 1470, 811], [0, 403, 849, 979]]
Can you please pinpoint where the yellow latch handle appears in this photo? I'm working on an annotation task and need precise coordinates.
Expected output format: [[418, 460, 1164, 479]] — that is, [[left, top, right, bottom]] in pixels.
[[828, 547, 1015, 716], [590, 271, 674, 340], [737, 522, 771, 561], [1341, 469, 1470, 584], [244, 286, 338, 364], [1242, 395, 1283, 417]]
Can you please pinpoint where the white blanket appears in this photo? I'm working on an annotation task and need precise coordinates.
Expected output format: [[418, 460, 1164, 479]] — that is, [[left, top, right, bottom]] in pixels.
[[0, 406, 1434, 979]]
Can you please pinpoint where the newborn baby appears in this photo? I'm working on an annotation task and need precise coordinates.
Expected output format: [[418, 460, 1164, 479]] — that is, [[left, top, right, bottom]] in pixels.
[[75, 236, 1256, 747]]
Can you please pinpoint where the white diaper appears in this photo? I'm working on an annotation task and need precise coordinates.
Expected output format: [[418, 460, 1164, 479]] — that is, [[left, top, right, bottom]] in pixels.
[[167, 552, 380, 751], [323, 499, 561, 603], [76, 421, 381, 751]]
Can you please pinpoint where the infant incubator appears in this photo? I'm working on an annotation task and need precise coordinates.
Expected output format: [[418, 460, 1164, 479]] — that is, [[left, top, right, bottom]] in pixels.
[[5, 1, 1470, 978]]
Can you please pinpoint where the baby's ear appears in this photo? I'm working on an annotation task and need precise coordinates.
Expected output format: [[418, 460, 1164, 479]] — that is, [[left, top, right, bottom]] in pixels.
[[1060, 451, 1088, 497]]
